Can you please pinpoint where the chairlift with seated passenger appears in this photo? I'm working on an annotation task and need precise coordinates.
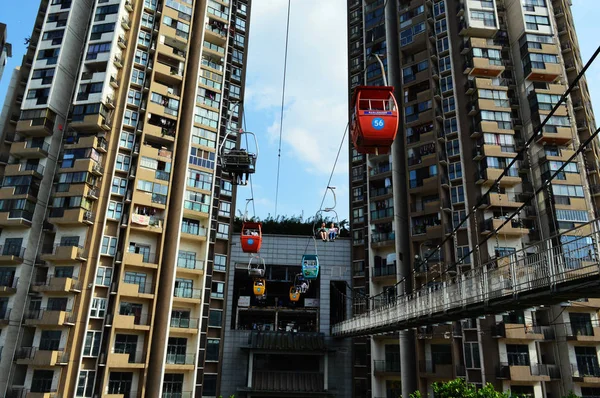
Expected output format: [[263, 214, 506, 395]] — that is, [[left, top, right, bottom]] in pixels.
[[301, 254, 319, 280], [253, 278, 266, 296]]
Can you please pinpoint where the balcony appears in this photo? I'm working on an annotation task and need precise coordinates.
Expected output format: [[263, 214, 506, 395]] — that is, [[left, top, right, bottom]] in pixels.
[[373, 360, 401, 375], [565, 321, 600, 343], [496, 363, 553, 381], [129, 213, 164, 233], [370, 163, 392, 179], [15, 347, 68, 366], [0, 209, 33, 228], [70, 111, 111, 132], [30, 277, 82, 295], [475, 168, 521, 187], [169, 317, 200, 334], [0, 245, 25, 264], [41, 244, 87, 263], [371, 231, 395, 248], [370, 187, 393, 200], [419, 360, 454, 379], [107, 350, 146, 369], [4, 162, 45, 178], [176, 259, 205, 276], [0, 276, 18, 295], [111, 312, 151, 331], [491, 322, 544, 340], [118, 280, 155, 299], [535, 126, 573, 146], [24, 309, 75, 327], [250, 370, 325, 393], [165, 353, 196, 370], [48, 208, 94, 226], [524, 62, 562, 82], [481, 218, 529, 236], [10, 140, 49, 158], [572, 363, 600, 383], [173, 287, 202, 303], [180, 225, 208, 242], [123, 251, 159, 270], [16, 116, 54, 137], [479, 193, 523, 210], [465, 56, 504, 78]]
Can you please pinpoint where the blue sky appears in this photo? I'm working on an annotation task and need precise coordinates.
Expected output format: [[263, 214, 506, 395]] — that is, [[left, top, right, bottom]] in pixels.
[[0, 0, 599, 224]]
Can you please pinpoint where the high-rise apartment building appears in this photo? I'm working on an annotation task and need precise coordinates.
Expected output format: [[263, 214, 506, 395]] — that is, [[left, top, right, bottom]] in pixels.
[[0, 0, 251, 396], [347, 0, 599, 397], [0, 23, 12, 83]]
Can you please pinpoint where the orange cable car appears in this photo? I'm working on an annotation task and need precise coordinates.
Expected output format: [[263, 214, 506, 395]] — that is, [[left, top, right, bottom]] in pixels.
[[289, 286, 300, 302], [241, 222, 262, 253], [350, 86, 399, 155]]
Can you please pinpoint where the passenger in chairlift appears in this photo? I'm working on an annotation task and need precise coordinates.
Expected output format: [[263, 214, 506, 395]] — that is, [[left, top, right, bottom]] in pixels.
[[318, 222, 327, 241], [328, 222, 338, 241]]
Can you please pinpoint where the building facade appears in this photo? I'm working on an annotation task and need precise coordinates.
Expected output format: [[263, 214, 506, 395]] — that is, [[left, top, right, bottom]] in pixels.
[[219, 233, 353, 398], [0, 0, 251, 396], [347, 0, 600, 397], [0, 23, 12, 83]]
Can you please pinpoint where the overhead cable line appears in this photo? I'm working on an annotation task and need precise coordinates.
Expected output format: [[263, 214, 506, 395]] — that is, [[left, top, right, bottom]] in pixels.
[[274, 0, 292, 217]]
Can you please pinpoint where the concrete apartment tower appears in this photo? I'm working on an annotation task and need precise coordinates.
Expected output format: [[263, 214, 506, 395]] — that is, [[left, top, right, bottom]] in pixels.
[[0, 0, 251, 396], [347, 0, 600, 397], [0, 23, 12, 83]]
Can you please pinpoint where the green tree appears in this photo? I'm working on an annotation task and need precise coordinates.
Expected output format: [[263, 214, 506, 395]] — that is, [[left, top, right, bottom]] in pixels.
[[410, 379, 510, 398]]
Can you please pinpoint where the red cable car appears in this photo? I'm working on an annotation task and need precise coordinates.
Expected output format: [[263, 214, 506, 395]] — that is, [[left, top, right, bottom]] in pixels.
[[350, 86, 399, 154], [241, 222, 262, 253]]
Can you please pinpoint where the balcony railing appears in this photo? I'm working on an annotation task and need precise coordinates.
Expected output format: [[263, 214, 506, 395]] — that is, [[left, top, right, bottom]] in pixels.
[[374, 360, 401, 373], [173, 287, 202, 299], [373, 264, 396, 278], [371, 231, 395, 244], [371, 208, 394, 221], [170, 317, 199, 329], [176, 259, 204, 271], [165, 352, 196, 365], [0, 245, 25, 258], [572, 363, 600, 378]]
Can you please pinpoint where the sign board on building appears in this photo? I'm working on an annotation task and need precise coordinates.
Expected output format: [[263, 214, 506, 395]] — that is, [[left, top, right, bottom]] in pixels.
[[305, 298, 320, 307], [238, 296, 250, 307]]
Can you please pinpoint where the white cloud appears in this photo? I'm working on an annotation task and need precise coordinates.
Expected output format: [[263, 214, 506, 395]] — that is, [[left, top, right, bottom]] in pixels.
[[245, 0, 349, 176]]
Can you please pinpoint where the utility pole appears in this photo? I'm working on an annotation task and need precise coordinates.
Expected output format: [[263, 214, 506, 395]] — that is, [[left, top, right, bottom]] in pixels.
[[384, 0, 418, 396]]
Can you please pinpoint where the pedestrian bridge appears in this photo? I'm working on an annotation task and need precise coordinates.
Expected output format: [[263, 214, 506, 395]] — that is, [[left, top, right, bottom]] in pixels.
[[331, 220, 600, 337]]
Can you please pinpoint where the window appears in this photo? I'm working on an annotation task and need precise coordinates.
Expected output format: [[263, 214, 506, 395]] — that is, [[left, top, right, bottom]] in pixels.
[[163, 374, 184, 396], [40, 330, 61, 350], [124, 271, 148, 293], [431, 344, 452, 365], [448, 162, 462, 180], [437, 36, 449, 53], [400, 22, 425, 46], [83, 330, 102, 356], [440, 75, 453, 92], [138, 31, 151, 47], [94, 4, 119, 21], [471, 10, 496, 26], [141, 12, 154, 28], [184, 190, 210, 213], [108, 372, 133, 395], [131, 68, 145, 85], [112, 177, 127, 195], [220, 180, 232, 196], [552, 184, 584, 198], [86, 41, 111, 60], [446, 139, 460, 157], [439, 56, 451, 73], [107, 201, 123, 220], [229, 84, 241, 99], [217, 223, 229, 239], [90, 23, 115, 40], [203, 374, 217, 396], [163, 15, 190, 39], [433, 1, 445, 16], [525, 14, 550, 30], [451, 185, 465, 204], [209, 310, 222, 327], [127, 89, 141, 107], [166, 337, 188, 364], [101, 236, 117, 256], [123, 110, 138, 127], [457, 246, 471, 264], [218, 201, 231, 217], [211, 281, 224, 298], [191, 126, 217, 148], [206, 338, 220, 361], [506, 344, 530, 366], [435, 18, 447, 35], [442, 96, 455, 113], [214, 254, 227, 271], [76, 370, 96, 397], [189, 147, 215, 169], [464, 342, 480, 369], [96, 267, 112, 286], [31, 370, 54, 393], [90, 298, 106, 318], [134, 49, 148, 66]]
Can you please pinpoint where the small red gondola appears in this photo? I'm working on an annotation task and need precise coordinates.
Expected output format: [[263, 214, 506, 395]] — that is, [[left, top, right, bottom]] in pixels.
[[350, 86, 399, 154], [241, 222, 262, 253]]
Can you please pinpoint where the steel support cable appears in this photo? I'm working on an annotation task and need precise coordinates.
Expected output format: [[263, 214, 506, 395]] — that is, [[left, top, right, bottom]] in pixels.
[[449, 125, 600, 269], [355, 44, 600, 306], [302, 123, 350, 255], [242, 109, 256, 218], [274, 0, 292, 217], [418, 44, 600, 269]]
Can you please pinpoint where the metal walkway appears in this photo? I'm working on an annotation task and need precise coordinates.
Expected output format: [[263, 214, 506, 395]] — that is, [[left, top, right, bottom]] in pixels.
[[332, 221, 600, 337]]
